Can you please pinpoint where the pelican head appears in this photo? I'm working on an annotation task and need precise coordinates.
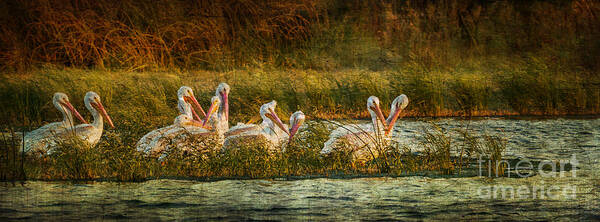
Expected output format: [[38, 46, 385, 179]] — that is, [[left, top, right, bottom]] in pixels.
[[84, 91, 114, 128], [385, 94, 409, 135], [367, 96, 387, 129], [260, 101, 290, 136], [177, 86, 205, 120], [53, 92, 87, 125], [216, 83, 230, 121], [173, 114, 206, 128], [202, 96, 221, 126], [288, 111, 305, 143]]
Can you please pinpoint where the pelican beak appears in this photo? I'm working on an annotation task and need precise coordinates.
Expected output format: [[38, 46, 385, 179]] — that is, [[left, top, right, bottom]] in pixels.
[[61, 101, 88, 124], [202, 99, 220, 126], [190, 107, 201, 122], [288, 118, 304, 143], [185, 95, 206, 118], [370, 103, 388, 129], [385, 107, 402, 136], [222, 92, 229, 121], [265, 109, 290, 136], [93, 101, 114, 128]]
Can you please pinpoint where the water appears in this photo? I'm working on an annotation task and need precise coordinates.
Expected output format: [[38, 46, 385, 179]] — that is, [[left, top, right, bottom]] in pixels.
[[392, 118, 600, 169], [2, 118, 599, 220]]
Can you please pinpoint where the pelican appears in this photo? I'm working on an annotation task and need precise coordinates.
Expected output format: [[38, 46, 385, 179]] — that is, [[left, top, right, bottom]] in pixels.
[[22, 92, 87, 154], [178, 82, 230, 151], [384, 94, 409, 135], [137, 96, 220, 158], [177, 86, 206, 121], [54, 91, 114, 148], [223, 101, 305, 153], [320, 95, 408, 162], [206, 83, 230, 133], [136, 86, 206, 153]]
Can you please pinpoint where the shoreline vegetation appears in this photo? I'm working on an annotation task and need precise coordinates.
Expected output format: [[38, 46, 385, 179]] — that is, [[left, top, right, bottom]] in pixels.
[[3, 119, 513, 182], [0, 0, 598, 181], [1, 68, 599, 126]]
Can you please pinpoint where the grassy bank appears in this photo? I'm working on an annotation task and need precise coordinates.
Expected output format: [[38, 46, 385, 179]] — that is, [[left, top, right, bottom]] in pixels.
[[1, 67, 599, 128], [2, 120, 509, 181]]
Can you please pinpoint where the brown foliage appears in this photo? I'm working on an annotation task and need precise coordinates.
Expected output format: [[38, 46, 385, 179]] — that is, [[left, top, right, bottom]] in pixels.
[[0, 0, 320, 70], [0, 0, 599, 71]]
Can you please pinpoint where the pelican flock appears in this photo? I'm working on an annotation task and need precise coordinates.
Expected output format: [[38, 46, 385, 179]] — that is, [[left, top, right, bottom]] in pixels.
[[223, 101, 304, 153], [22, 91, 114, 155], [137, 95, 219, 159], [21, 82, 408, 164], [136, 86, 212, 156], [23, 92, 88, 154], [320, 95, 409, 162]]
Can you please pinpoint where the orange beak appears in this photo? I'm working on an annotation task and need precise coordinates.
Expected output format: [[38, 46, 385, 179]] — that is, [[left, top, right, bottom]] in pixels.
[[265, 109, 289, 136], [92, 101, 114, 128], [385, 108, 402, 136], [190, 106, 201, 122], [221, 92, 229, 121], [370, 103, 388, 130], [202, 99, 220, 126], [185, 95, 206, 120], [61, 101, 87, 124], [288, 119, 303, 143]]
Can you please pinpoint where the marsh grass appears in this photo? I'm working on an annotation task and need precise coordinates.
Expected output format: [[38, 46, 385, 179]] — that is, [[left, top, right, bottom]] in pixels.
[[420, 125, 455, 175], [49, 137, 101, 181], [479, 134, 508, 177], [0, 129, 26, 181], [1, 66, 599, 130], [0, 119, 514, 181]]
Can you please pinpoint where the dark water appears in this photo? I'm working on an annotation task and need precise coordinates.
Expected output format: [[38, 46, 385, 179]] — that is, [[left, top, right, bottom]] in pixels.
[[1, 118, 599, 220]]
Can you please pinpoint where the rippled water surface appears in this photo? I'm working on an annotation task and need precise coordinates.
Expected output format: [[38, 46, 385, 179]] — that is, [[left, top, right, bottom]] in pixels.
[[2, 118, 600, 220]]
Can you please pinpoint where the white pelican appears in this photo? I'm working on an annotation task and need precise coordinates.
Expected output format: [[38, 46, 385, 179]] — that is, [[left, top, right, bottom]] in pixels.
[[136, 86, 206, 153], [177, 86, 205, 121], [320, 95, 408, 162], [222, 101, 305, 153], [206, 83, 230, 134], [22, 92, 88, 154], [54, 91, 114, 148], [137, 96, 220, 158], [384, 94, 409, 135]]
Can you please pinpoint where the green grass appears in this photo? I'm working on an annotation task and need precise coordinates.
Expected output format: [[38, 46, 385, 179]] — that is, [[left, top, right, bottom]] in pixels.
[[2, 116, 511, 181], [1, 65, 598, 129]]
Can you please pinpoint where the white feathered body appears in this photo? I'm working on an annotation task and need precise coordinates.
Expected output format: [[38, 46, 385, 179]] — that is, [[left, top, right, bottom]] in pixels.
[[321, 122, 390, 162], [137, 124, 220, 159], [23, 121, 73, 154], [222, 122, 288, 153]]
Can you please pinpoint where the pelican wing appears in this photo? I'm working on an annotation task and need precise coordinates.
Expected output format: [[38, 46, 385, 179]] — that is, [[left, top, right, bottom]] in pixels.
[[22, 122, 65, 153], [321, 123, 388, 162], [140, 125, 220, 159], [136, 125, 178, 153], [224, 124, 261, 137]]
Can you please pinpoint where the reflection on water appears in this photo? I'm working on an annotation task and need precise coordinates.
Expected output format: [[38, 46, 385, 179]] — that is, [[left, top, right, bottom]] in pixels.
[[1, 176, 598, 220], [391, 118, 600, 169], [1, 118, 599, 220]]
